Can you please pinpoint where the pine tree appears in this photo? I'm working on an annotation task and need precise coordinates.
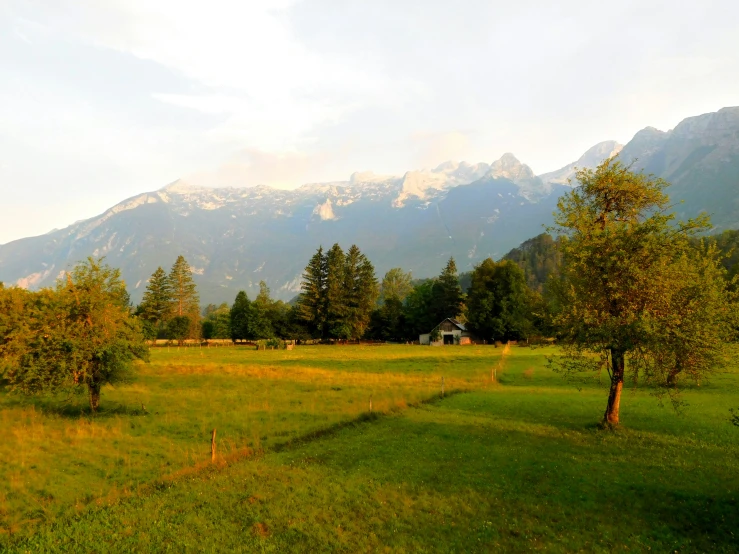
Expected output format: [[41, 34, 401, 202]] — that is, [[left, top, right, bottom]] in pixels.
[[431, 257, 463, 322], [325, 244, 348, 339], [139, 267, 172, 328], [298, 247, 326, 338], [167, 255, 200, 339], [344, 245, 378, 340], [230, 291, 252, 342]]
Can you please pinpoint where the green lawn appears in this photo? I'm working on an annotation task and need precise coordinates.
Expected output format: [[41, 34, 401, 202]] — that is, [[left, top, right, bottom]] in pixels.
[[2, 345, 738, 552]]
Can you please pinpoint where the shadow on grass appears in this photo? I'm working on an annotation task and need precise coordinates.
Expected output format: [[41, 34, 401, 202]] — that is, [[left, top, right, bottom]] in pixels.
[[1, 394, 151, 419]]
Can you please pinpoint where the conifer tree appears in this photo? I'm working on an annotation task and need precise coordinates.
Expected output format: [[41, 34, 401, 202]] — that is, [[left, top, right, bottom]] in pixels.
[[344, 245, 378, 339], [139, 266, 172, 328], [325, 244, 348, 339], [230, 291, 252, 342], [298, 246, 326, 338], [167, 255, 200, 339], [431, 257, 463, 322]]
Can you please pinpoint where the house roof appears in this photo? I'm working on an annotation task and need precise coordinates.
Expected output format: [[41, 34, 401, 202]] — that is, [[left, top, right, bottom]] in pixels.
[[441, 318, 467, 331]]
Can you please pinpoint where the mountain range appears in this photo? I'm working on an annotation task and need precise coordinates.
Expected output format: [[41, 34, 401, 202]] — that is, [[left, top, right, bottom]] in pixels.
[[1, 107, 738, 304]]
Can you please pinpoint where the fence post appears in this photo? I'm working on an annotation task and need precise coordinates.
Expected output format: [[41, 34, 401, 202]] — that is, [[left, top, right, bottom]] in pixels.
[[211, 428, 217, 462]]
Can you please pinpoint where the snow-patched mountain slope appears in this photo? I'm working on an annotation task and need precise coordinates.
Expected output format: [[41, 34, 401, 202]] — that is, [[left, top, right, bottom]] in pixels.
[[5, 107, 736, 305], [539, 141, 623, 188]]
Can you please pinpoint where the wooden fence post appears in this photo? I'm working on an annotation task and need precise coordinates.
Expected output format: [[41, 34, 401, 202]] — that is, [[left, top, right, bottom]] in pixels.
[[211, 428, 217, 462]]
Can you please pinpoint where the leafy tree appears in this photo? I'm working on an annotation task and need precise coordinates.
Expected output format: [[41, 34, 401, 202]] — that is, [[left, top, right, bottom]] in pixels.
[[430, 257, 463, 322], [201, 303, 231, 339], [167, 316, 191, 346], [230, 291, 252, 342], [403, 281, 437, 340], [0, 258, 148, 412], [550, 158, 737, 427], [467, 259, 535, 342], [250, 281, 275, 339], [297, 246, 326, 338], [167, 255, 200, 338], [379, 268, 413, 304]]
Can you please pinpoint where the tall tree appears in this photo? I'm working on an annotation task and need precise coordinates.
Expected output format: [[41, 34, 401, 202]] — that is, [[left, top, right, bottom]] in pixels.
[[138, 266, 172, 337], [202, 303, 231, 339], [0, 259, 148, 412], [466, 258, 534, 342], [550, 158, 737, 427], [379, 268, 413, 304], [230, 291, 252, 342], [167, 255, 200, 339], [344, 245, 379, 340], [250, 281, 275, 339], [403, 281, 436, 340], [376, 268, 413, 341], [297, 246, 326, 338], [325, 244, 349, 339], [431, 257, 463, 322]]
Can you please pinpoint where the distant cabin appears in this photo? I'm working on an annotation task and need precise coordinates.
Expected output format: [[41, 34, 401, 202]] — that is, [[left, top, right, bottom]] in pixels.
[[419, 318, 473, 346]]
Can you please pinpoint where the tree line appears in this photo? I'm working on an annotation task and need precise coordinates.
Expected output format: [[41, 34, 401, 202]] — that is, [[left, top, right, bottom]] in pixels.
[[2, 158, 738, 422]]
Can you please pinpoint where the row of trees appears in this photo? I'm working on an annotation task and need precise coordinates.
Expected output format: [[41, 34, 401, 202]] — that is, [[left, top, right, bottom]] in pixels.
[[137, 255, 200, 342], [297, 244, 378, 340]]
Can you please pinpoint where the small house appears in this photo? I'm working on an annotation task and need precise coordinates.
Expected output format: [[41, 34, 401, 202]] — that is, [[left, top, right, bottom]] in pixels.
[[419, 318, 473, 346]]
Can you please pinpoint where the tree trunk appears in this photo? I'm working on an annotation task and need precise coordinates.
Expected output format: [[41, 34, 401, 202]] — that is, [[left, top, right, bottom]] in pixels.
[[89, 382, 101, 413], [603, 348, 625, 426]]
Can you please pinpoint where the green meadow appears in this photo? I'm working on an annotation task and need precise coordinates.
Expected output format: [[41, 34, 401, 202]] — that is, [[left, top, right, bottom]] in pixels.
[[1, 345, 738, 552]]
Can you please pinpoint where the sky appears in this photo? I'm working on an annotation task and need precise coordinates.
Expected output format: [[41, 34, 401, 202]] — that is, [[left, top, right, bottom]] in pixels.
[[2, 0, 739, 245]]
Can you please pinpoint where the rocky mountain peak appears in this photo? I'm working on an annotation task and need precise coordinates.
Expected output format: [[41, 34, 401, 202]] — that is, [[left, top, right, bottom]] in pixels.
[[575, 141, 623, 167], [488, 153, 536, 183]]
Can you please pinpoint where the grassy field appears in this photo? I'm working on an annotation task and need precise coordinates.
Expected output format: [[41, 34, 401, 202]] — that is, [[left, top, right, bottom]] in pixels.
[[1, 344, 738, 552]]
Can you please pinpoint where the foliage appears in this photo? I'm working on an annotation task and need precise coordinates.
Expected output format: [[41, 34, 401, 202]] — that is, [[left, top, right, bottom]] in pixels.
[[466, 258, 535, 342], [297, 244, 378, 340], [343, 245, 379, 340], [297, 247, 326, 338], [201, 303, 231, 339], [430, 257, 464, 323], [167, 255, 200, 339], [137, 266, 172, 328], [401, 281, 437, 340], [379, 268, 413, 304], [0, 258, 148, 412], [549, 157, 738, 426], [167, 316, 191, 345], [229, 291, 252, 342], [250, 281, 276, 339], [502, 233, 562, 293]]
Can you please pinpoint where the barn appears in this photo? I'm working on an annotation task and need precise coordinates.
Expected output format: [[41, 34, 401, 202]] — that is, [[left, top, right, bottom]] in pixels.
[[419, 318, 473, 345]]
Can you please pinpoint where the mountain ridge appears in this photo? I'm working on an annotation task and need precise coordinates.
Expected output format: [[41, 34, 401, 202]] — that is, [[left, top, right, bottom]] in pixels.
[[2, 107, 738, 304]]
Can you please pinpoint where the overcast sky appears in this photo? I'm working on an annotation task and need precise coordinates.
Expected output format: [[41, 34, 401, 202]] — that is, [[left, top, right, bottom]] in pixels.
[[2, 0, 738, 244]]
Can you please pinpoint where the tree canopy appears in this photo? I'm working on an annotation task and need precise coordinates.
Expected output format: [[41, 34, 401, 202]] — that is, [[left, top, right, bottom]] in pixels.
[[550, 158, 737, 426], [0, 258, 149, 412]]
